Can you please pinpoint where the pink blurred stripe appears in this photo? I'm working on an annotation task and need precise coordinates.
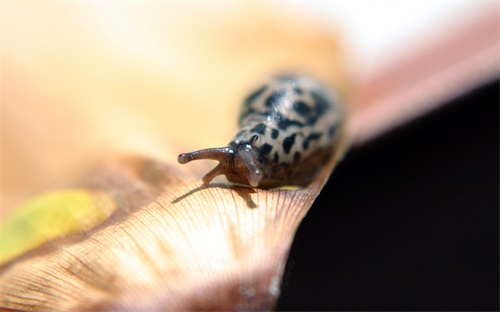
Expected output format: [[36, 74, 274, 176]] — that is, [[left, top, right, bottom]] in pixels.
[[350, 8, 499, 144]]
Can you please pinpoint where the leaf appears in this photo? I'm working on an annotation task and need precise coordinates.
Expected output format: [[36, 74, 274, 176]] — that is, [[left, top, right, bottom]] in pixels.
[[0, 134, 349, 310]]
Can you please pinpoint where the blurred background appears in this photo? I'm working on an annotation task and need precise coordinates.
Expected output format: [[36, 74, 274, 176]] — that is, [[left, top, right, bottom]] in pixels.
[[2, 1, 498, 310]]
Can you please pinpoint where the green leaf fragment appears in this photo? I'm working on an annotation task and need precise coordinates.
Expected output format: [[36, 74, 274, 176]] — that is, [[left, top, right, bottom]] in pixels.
[[0, 189, 116, 264]]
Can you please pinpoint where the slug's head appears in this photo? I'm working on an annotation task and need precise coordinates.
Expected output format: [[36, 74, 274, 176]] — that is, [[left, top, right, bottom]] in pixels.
[[178, 142, 264, 187]]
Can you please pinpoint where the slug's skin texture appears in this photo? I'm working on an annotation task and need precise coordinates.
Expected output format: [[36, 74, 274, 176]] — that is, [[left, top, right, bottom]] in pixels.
[[178, 75, 343, 188]]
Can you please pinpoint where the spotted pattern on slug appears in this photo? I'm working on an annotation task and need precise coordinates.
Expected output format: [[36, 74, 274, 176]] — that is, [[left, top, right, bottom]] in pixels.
[[178, 75, 343, 188]]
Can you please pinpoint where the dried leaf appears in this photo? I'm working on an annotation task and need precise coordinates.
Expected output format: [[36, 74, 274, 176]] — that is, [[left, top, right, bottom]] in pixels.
[[0, 133, 349, 310]]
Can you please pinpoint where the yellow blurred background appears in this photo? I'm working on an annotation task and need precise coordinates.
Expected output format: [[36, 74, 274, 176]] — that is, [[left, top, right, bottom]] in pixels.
[[2, 3, 349, 217]]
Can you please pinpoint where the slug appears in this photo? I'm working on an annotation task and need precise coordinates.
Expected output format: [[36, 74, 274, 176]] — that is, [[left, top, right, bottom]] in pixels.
[[178, 75, 343, 188]]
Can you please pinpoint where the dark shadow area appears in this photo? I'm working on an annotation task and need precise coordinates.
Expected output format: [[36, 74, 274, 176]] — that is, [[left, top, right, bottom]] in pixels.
[[277, 80, 499, 311], [172, 183, 258, 209]]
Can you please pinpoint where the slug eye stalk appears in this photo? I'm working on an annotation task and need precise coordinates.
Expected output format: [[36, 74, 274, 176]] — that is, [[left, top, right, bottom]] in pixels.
[[178, 147, 233, 164]]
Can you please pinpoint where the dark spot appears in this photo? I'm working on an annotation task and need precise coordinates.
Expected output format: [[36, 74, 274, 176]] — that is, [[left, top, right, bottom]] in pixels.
[[293, 86, 303, 95], [250, 123, 266, 135], [271, 129, 279, 139], [276, 75, 297, 82], [310, 90, 331, 117], [328, 125, 338, 138], [290, 90, 331, 126], [244, 85, 267, 107], [265, 88, 287, 107], [235, 129, 246, 137], [294, 151, 301, 162], [282, 133, 297, 154], [273, 152, 279, 163], [238, 108, 255, 125], [249, 135, 258, 144], [259, 143, 273, 156], [302, 132, 322, 150], [238, 110, 268, 126], [277, 118, 303, 130], [292, 101, 311, 117]]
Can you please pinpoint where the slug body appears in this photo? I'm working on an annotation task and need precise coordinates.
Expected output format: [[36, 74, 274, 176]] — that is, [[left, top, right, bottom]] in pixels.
[[178, 75, 343, 188]]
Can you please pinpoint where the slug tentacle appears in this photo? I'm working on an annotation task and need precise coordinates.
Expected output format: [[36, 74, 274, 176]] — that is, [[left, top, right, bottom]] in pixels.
[[235, 145, 262, 187], [202, 163, 224, 184], [178, 147, 232, 164]]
